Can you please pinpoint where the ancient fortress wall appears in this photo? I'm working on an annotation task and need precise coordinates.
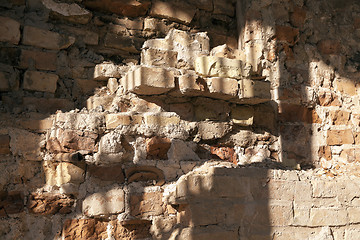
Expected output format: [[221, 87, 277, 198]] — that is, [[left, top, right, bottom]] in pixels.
[[0, 0, 360, 239]]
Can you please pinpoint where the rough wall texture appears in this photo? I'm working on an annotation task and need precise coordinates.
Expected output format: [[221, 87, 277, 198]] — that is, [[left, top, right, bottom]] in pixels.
[[0, 0, 360, 239]]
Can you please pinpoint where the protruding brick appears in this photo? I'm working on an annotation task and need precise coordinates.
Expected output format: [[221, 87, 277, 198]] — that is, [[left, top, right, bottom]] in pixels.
[[121, 66, 175, 95], [93, 62, 122, 80], [42, 0, 92, 24], [195, 56, 245, 79], [0, 16, 20, 45], [82, 188, 125, 217], [22, 26, 75, 50], [327, 129, 354, 145], [19, 50, 57, 71], [23, 71, 59, 93], [150, 0, 196, 25]]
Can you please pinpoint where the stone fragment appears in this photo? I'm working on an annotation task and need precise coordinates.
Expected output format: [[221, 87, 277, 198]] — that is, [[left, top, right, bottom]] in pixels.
[[107, 78, 118, 94], [238, 79, 271, 104], [23, 70, 59, 93], [84, 0, 151, 17], [143, 18, 168, 33], [195, 56, 245, 79], [0, 16, 21, 45], [88, 165, 125, 182], [42, 0, 92, 24], [125, 165, 165, 185], [19, 50, 57, 71], [82, 188, 125, 217], [146, 136, 171, 160], [144, 112, 180, 126], [62, 219, 108, 240], [0, 191, 23, 215], [130, 192, 164, 217], [327, 129, 354, 145], [120, 66, 175, 95], [150, 0, 196, 24], [22, 26, 75, 50], [93, 62, 122, 80], [318, 146, 332, 161], [231, 105, 254, 126], [198, 122, 232, 140], [167, 140, 200, 162], [0, 135, 11, 155], [27, 193, 74, 215], [141, 48, 177, 67]]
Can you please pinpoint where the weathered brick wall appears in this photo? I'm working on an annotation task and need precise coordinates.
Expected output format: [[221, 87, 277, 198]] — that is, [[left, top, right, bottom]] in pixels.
[[1, 0, 360, 239]]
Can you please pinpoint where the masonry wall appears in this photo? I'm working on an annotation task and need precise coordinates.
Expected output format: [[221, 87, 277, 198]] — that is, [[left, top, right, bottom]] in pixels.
[[0, 0, 360, 239]]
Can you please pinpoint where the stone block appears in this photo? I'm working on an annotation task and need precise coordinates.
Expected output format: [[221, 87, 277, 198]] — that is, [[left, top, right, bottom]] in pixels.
[[83, 0, 151, 17], [195, 56, 245, 79], [104, 33, 143, 53], [121, 66, 175, 95], [167, 139, 200, 162], [330, 110, 350, 125], [231, 105, 254, 126], [55, 112, 105, 130], [269, 202, 293, 226], [9, 128, 43, 161], [73, 79, 104, 95], [107, 78, 118, 94], [213, 0, 235, 17], [0, 16, 20, 45], [82, 188, 125, 217], [23, 97, 74, 113], [0, 135, 10, 154], [150, 0, 196, 24], [105, 113, 136, 129], [0, 191, 24, 215], [348, 207, 360, 224], [50, 129, 97, 153], [0, 72, 10, 91], [62, 219, 108, 240], [27, 193, 74, 215], [143, 18, 169, 33], [130, 191, 164, 217], [42, 0, 92, 24], [205, 77, 239, 99], [17, 116, 53, 132], [19, 50, 57, 71], [44, 161, 85, 186], [198, 122, 232, 140], [86, 95, 114, 111], [327, 129, 354, 145], [317, 39, 341, 55], [334, 77, 357, 96], [146, 136, 171, 160], [275, 25, 299, 45], [22, 26, 75, 50], [143, 112, 180, 126], [309, 208, 347, 226], [23, 70, 59, 93], [345, 228, 360, 239], [141, 48, 177, 67], [88, 165, 125, 182], [93, 62, 122, 80], [238, 79, 271, 104]]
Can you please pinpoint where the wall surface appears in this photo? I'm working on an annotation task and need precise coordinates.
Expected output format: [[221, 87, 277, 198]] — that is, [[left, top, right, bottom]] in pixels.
[[0, 0, 360, 239]]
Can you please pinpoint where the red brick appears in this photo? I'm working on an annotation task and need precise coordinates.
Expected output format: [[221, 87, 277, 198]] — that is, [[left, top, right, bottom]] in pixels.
[[290, 7, 307, 28], [19, 50, 57, 71], [327, 130, 354, 146], [146, 137, 171, 160], [0, 135, 10, 154], [317, 40, 341, 55], [275, 25, 299, 45], [210, 146, 237, 164], [27, 193, 74, 215]]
